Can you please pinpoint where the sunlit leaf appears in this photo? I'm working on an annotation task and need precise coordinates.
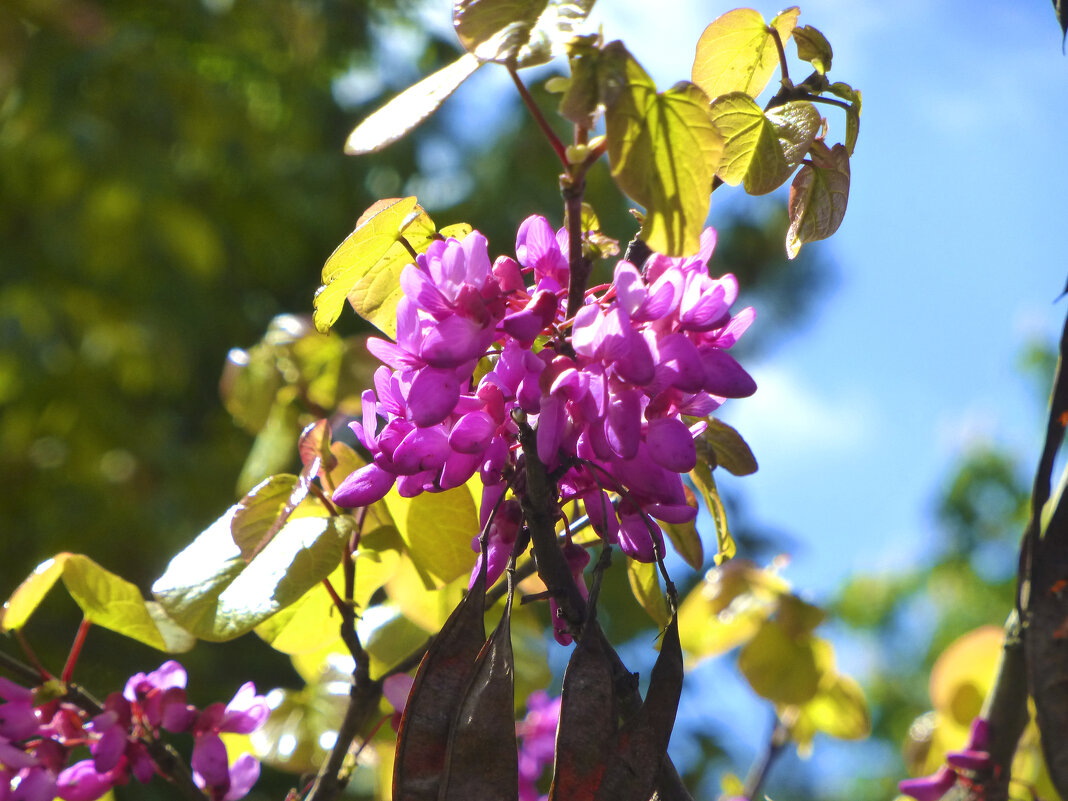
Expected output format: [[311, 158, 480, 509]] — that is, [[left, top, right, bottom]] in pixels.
[[393, 570, 487, 801], [298, 419, 337, 482], [153, 505, 354, 641], [453, 0, 596, 68], [386, 561, 467, 633], [314, 197, 430, 337], [738, 618, 819, 706], [785, 141, 850, 259], [603, 43, 722, 256], [696, 418, 758, 476], [711, 93, 819, 195], [1, 553, 195, 652], [550, 622, 616, 801], [793, 25, 832, 74], [689, 462, 735, 564], [793, 672, 871, 743], [439, 602, 517, 801], [345, 53, 483, 155], [661, 492, 704, 571], [691, 7, 799, 101], [929, 625, 1003, 727], [384, 485, 479, 587], [626, 559, 669, 626], [232, 474, 312, 559]]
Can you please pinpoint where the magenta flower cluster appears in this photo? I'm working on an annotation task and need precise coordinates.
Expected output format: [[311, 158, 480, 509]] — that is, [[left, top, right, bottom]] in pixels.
[[333, 216, 754, 580], [0, 663, 268, 801], [898, 717, 992, 801]]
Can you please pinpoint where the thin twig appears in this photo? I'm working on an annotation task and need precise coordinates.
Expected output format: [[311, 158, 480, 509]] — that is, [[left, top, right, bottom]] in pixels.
[[508, 67, 568, 167], [743, 717, 788, 801]]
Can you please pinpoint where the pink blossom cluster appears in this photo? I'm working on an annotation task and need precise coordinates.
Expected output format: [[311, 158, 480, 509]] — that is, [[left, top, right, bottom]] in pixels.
[[515, 691, 561, 801], [0, 663, 268, 801], [333, 216, 754, 578]]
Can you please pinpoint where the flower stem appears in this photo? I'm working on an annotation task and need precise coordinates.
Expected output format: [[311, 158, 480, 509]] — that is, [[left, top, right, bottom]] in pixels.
[[61, 617, 92, 684], [508, 67, 568, 167]]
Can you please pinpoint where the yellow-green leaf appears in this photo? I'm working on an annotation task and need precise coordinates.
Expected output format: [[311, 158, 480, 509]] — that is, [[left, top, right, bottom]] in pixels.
[[345, 53, 483, 155], [785, 141, 850, 259], [738, 618, 819, 706], [691, 7, 799, 101], [1, 553, 195, 652], [793, 25, 833, 74], [153, 506, 354, 641], [828, 81, 862, 155], [314, 197, 432, 337], [383, 485, 479, 586], [711, 93, 819, 196], [794, 673, 871, 742], [453, 0, 596, 68], [689, 462, 735, 564], [603, 43, 722, 256], [626, 559, 670, 626]]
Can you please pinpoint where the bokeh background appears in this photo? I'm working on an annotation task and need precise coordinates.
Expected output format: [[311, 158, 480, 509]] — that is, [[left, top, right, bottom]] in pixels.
[[1, 0, 1065, 799]]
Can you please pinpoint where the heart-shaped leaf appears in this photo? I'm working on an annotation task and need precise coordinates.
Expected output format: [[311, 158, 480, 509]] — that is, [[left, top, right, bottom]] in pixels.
[[691, 7, 799, 101], [603, 43, 722, 256], [793, 25, 833, 74]]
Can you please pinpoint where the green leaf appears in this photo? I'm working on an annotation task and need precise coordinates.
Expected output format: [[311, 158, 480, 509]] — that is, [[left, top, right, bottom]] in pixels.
[[452, 0, 596, 68], [603, 43, 722, 256], [696, 418, 758, 476], [793, 672, 871, 744], [232, 474, 301, 559], [235, 394, 302, 496], [626, 559, 669, 626], [691, 7, 799, 101], [785, 141, 850, 259], [793, 25, 833, 74], [559, 36, 603, 126], [710, 93, 820, 195], [661, 494, 704, 570], [153, 505, 354, 641], [828, 81, 862, 155], [384, 485, 479, 586], [737, 618, 819, 706], [1, 553, 194, 652], [313, 197, 432, 337], [689, 462, 735, 565], [345, 53, 483, 155]]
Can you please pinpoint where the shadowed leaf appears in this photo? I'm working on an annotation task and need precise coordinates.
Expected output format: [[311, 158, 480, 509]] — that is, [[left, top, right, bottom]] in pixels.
[[786, 141, 850, 259], [345, 53, 483, 155], [595, 615, 684, 801], [691, 7, 799, 101], [696, 418, 758, 476], [661, 487, 704, 570], [453, 0, 596, 68], [603, 42, 722, 256], [549, 621, 617, 801], [393, 569, 487, 801], [439, 599, 518, 801], [627, 559, 670, 626]]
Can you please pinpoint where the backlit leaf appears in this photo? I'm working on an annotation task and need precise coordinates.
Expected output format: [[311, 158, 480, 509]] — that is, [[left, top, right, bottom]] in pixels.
[[696, 418, 758, 476], [393, 570, 487, 801], [231, 474, 310, 559], [785, 141, 850, 259], [153, 505, 354, 641], [439, 601, 517, 801], [793, 25, 833, 74], [691, 7, 799, 101], [793, 672, 871, 743], [627, 559, 669, 626], [298, 419, 337, 483], [603, 43, 722, 256], [1, 554, 195, 653], [549, 622, 616, 801], [559, 36, 603, 126], [384, 485, 479, 586], [661, 496, 704, 571], [345, 53, 483, 155], [453, 0, 596, 68], [313, 197, 431, 337]]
